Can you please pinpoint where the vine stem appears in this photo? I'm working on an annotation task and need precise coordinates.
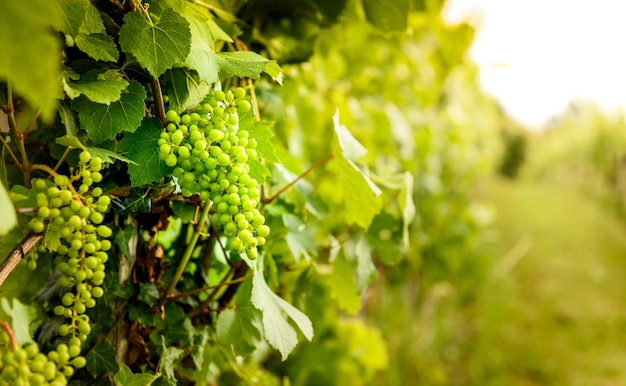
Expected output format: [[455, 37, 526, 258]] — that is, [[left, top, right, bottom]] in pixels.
[[162, 202, 212, 303], [167, 273, 253, 301], [0, 232, 43, 287], [264, 154, 334, 204], [150, 76, 166, 124], [6, 83, 31, 186], [0, 321, 18, 350]]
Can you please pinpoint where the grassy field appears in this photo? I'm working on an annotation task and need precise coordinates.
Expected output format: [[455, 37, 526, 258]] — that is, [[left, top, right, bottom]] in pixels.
[[467, 178, 626, 385]]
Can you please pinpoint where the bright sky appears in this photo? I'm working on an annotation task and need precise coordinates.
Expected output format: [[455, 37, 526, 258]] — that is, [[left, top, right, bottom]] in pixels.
[[443, 0, 626, 129]]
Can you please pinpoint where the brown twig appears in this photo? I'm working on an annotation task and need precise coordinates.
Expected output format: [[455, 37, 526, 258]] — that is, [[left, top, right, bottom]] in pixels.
[[0, 232, 43, 287], [0, 321, 18, 350], [263, 154, 334, 204], [167, 273, 253, 301], [150, 77, 166, 124]]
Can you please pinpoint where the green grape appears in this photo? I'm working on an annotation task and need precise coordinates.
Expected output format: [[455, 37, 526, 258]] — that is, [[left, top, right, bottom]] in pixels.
[[166, 109, 180, 124], [165, 153, 178, 167], [79, 151, 91, 164], [233, 87, 246, 99]]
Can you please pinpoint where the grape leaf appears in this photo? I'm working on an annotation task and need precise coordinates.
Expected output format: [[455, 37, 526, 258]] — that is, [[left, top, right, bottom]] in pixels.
[[180, 2, 230, 84], [138, 282, 160, 307], [86, 340, 119, 378], [0, 181, 17, 235], [247, 159, 271, 184], [119, 9, 191, 78], [118, 118, 171, 187], [330, 250, 361, 314], [345, 235, 378, 292], [362, 0, 409, 33], [158, 338, 185, 380], [216, 305, 263, 355], [57, 0, 118, 61], [331, 114, 382, 228], [72, 80, 147, 144], [251, 256, 313, 360], [0, 1, 63, 120], [214, 51, 283, 83], [114, 364, 156, 386], [247, 122, 280, 163], [0, 298, 34, 345], [114, 224, 135, 261], [283, 214, 315, 263], [163, 68, 210, 114], [55, 135, 136, 165], [63, 69, 129, 104]]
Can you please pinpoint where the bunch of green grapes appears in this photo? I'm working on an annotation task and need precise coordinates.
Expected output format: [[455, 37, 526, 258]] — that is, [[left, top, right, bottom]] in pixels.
[[158, 88, 269, 259], [25, 151, 111, 369], [0, 329, 83, 386]]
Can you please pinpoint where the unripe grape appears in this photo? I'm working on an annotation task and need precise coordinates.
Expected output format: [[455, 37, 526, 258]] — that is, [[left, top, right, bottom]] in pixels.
[[171, 130, 184, 145], [233, 87, 246, 99], [166, 110, 180, 124], [165, 153, 178, 167], [79, 151, 91, 164], [181, 114, 191, 125]]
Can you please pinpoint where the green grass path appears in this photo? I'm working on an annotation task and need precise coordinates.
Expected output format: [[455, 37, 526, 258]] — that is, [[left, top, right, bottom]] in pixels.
[[470, 179, 626, 385]]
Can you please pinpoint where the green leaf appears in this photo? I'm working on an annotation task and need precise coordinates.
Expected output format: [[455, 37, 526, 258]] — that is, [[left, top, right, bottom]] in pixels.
[[0, 1, 63, 120], [362, 0, 409, 33], [119, 9, 191, 78], [180, 2, 230, 84], [251, 256, 313, 360], [345, 235, 377, 292], [114, 225, 135, 261], [138, 282, 160, 307], [114, 364, 157, 386], [247, 122, 279, 163], [55, 135, 136, 164], [283, 214, 315, 263], [247, 159, 271, 184], [367, 213, 402, 265], [0, 298, 34, 345], [63, 69, 129, 104], [57, 0, 118, 61], [215, 51, 283, 83], [330, 250, 361, 315], [216, 305, 263, 355], [112, 188, 152, 216], [163, 68, 211, 114], [118, 118, 170, 186], [0, 181, 17, 235], [86, 339, 119, 378], [161, 318, 196, 347], [331, 114, 382, 228], [72, 80, 147, 144], [157, 338, 185, 380]]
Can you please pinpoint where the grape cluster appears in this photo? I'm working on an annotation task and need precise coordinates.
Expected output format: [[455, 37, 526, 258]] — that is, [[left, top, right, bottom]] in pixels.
[[25, 151, 111, 369], [0, 336, 81, 386], [158, 88, 270, 259]]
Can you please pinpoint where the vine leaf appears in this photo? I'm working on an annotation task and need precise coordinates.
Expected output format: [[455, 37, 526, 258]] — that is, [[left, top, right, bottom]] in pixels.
[[216, 305, 263, 356], [180, 1, 230, 84], [62, 68, 129, 104], [163, 68, 211, 114], [57, 0, 119, 61], [72, 81, 147, 144], [330, 250, 361, 315], [55, 135, 136, 165], [157, 338, 185, 380], [119, 118, 171, 187], [0, 298, 35, 345], [331, 113, 382, 228], [0, 0, 63, 120], [283, 214, 315, 263], [85, 339, 119, 378], [119, 9, 191, 78], [362, 0, 409, 33], [114, 364, 157, 386], [0, 182, 17, 236], [215, 51, 283, 84], [251, 256, 313, 360]]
